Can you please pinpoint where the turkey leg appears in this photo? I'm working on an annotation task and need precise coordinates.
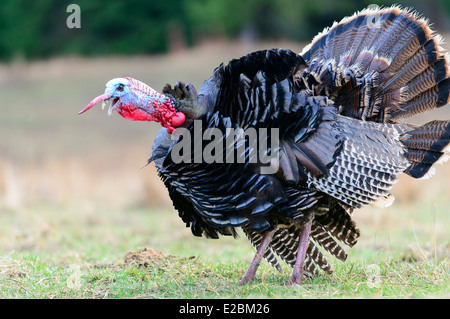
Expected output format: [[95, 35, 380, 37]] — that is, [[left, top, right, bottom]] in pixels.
[[239, 229, 275, 285], [288, 220, 312, 285]]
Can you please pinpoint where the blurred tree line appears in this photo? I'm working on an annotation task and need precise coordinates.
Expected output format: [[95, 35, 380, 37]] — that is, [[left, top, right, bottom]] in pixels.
[[0, 0, 448, 61]]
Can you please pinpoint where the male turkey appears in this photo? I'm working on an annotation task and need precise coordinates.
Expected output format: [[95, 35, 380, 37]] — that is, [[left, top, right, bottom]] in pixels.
[[80, 6, 450, 285]]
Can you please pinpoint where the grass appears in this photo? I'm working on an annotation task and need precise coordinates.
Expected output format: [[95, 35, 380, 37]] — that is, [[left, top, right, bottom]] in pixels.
[[1, 244, 447, 299], [0, 202, 448, 299], [0, 40, 449, 299], [0, 244, 447, 299]]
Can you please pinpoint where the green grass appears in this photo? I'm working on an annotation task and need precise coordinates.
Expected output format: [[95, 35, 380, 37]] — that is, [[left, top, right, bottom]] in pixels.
[[0, 245, 447, 299], [0, 203, 448, 299]]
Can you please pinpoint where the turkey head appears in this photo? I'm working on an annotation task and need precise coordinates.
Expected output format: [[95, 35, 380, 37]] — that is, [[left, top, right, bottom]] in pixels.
[[79, 77, 186, 133]]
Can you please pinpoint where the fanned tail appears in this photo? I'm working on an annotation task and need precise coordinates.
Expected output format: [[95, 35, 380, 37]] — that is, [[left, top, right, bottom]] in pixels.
[[299, 5, 450, 123]]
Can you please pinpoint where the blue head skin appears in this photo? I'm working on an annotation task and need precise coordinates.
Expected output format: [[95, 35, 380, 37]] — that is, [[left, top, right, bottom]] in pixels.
[[79, 77, 186, 133], [79, 78, 132, 115]]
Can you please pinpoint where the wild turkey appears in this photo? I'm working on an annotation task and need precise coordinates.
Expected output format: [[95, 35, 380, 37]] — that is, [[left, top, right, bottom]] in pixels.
[[79, 6, 450, 285]]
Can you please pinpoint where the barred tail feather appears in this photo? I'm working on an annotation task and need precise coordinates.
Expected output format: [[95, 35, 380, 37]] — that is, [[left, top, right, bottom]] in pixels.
[[243, 202, 360, 276], [314, 203, 360, 248], [401, 120, 450, 178], [300, 5, 450, 123], [243, 224, 348, 276], [269, 226, 331, 276]]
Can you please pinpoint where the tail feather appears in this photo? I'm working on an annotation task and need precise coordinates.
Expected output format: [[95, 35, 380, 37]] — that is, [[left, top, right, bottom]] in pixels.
[[366, 11, 416, 62], [299, 5, 450, 123], [274, 225, 333, 275], [399, 59, 448, 102], [243, 223, 347, 276], [314, 201, 360, 247], [310, 222, 347, 262], [384, 18, 434, 74], [390, 78, 450, 120], [401, 120, 450, 178], [381, 39, 440, 93]]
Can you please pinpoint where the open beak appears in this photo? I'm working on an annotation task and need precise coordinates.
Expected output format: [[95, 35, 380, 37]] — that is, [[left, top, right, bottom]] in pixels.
[[78, 93, 121, 115], [79, 93, 111, 114]]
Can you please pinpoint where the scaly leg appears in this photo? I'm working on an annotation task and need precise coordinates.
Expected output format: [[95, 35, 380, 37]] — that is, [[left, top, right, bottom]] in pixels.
[[239, 229, 275, 285], [287, 220, 312, 285]]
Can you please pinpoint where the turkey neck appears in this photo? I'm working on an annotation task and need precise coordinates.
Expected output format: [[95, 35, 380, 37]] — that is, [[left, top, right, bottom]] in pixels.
[[119, 77, 186, 133]]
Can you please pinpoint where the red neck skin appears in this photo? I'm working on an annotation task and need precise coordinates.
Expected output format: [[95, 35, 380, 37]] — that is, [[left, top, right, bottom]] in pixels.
[[117, 78, 186, 134]]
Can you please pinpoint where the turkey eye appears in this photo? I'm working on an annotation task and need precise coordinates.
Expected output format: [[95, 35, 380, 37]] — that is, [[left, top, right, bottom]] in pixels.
[[116, 84, 124, 92]]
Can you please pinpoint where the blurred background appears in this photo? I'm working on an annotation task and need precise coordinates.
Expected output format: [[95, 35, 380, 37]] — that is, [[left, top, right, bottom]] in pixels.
[[0, 0, 448, 263], [0, 0, 449, 60]]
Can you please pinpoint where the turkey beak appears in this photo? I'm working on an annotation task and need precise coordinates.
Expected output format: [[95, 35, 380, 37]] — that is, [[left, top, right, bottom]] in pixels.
[[78, 93, 112, 115]]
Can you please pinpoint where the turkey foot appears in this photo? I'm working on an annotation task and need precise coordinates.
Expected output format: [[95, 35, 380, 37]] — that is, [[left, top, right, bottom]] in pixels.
[[239, 229, 275, 285], [287, 220, 312, 285]]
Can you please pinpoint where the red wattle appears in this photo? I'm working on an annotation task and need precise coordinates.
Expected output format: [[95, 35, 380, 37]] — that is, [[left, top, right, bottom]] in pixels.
[[166, 127, 175, 134], [171, 112, 186, 127], [154, 101, 186, 133], [117, 104, 155, 121]]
